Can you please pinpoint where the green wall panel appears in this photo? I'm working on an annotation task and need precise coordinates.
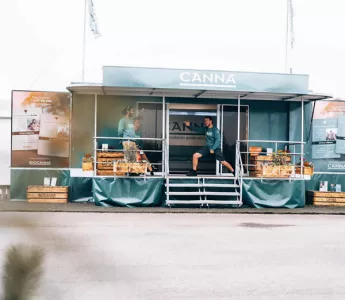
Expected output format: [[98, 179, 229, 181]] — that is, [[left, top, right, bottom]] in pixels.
[[93, 177, 164, 207], [242, 179, 305, 208]]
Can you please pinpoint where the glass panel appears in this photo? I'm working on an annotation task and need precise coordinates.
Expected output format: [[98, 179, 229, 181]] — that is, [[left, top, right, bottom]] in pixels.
[[221, 105, 249, 175], [168, 106, 217, 174], [137, 102, 163, 172]]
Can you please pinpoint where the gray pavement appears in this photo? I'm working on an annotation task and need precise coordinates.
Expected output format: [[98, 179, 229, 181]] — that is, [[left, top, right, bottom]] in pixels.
[[0, 213, 344, 299], [2, 200, 345, 214]]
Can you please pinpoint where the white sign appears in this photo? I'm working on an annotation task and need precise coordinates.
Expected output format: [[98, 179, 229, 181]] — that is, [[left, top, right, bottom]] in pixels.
[[179, 72, 236, 88]]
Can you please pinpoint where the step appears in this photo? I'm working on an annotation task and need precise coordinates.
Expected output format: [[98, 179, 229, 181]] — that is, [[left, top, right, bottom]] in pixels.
[[166, 200, 242, 205], [166, 200, 204, 205], [166, 192, 204, 196], [203, 184, 238, 188], [165, 184, 202, 187], [168, 176, 237, 180], [204, 200, 242, 205], [166, 191, 240, 196], [204, 192, 240, 196]]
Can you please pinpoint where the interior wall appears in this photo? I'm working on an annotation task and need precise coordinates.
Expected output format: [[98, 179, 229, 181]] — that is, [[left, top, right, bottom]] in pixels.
[[247, 101, 289, 150], [71, 94, 95, 168], [96, 95, 162, 147], [0, 118, 11, 185], [288, 101, 312, 162], [168, 98, 290, 149]]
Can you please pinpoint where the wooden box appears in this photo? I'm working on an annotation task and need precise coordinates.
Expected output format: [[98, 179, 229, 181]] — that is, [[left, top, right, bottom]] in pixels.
[[97, 151, 124, 159], [97, 158, 115, 170], [82, 161, 93, 171], [249, 146, 262, 157], [295, 166, 314, 175], [129, 163, 148, 174], [97, 170, 115, 176], [280, 165, 294, 177], [114, 162, 129, 175], [27, 186, 68, 203], [261, 165, 294, 178], [262, 165, 280, 177], [308, 190, 345, 207]]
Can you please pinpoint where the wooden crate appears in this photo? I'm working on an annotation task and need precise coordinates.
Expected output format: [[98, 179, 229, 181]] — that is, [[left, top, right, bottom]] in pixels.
[[129, 163, 148, 174], [97, 151, 124, 158], [260, 165, 294, 178], [249, 146, 262, 157], [82, 161, 93, 171], [97, 158, 114, 170], [295, 166, 314, 175], [97, 170, 115, 176], [262, 165, 280, 177], [308, 190, 345, 207], [27, 186, 68, 203]]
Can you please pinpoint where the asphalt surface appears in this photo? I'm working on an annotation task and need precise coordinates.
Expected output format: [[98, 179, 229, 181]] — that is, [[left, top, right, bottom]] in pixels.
[[0, 212, 344, 299], [2, 200, 345, 214]]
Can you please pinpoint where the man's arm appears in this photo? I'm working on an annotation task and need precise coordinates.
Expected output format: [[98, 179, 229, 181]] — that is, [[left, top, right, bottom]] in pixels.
[[184, 121, 205, 134], [212, 128, 221, 151], [118, 119, 125, 137]]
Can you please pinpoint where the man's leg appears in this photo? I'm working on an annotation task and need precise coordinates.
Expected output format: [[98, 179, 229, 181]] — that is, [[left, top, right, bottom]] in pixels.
[[192, 153, 202, 171], [214, 149, 234, 173], [186, 147, 207, 176], [220, 160, 234, 173]]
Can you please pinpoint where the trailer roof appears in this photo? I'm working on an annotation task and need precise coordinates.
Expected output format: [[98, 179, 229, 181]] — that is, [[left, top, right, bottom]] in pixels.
[[67, 83, 331, 102]]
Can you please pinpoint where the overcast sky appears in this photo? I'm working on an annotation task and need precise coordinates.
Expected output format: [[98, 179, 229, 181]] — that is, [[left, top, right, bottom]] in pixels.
[[1, 0, 344, 102]]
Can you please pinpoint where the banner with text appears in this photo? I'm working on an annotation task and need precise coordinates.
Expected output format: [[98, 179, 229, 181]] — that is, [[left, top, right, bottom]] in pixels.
[[169, 114, 206, 146], [312, 101, 345, 172], [11, 91, 70, 168]]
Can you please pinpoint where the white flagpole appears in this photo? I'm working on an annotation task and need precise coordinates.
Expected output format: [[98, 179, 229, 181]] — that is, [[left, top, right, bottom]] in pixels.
[[82, 0, 87, 82], [285, 0, 289, 73]]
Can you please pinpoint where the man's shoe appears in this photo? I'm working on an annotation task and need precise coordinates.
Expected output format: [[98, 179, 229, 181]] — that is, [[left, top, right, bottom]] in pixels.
[[186, 170, 197, 177]]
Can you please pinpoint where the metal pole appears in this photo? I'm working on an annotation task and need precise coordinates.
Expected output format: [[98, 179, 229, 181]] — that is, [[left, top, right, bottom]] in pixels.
[[236, 94, 241, 178], [93, 93, 97, 176], [220, 104, 224, 175], [301, 97, 304, 177], [285, 0, 289, 73], [82, 0, 87, 82], [162, 93, 166, 176], [69, 93, 73, 168], [166, 103, 170, 176], [216, 104, 221, 175]]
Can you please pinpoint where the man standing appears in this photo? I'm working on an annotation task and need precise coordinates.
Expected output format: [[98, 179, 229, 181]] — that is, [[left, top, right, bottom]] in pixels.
[[184, 116, 234, 176], [118, 106, 135, 138]]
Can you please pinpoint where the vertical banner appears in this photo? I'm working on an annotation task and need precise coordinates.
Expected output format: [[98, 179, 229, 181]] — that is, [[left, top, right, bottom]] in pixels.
[[11, 91, 70, 168], [312, 101, 345, 172]]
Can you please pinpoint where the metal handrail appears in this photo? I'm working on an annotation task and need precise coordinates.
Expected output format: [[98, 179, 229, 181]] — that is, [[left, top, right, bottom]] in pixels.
[[94, 136, 163, 141], [238, 139, 305, 144], [236, 139, 308, 180]]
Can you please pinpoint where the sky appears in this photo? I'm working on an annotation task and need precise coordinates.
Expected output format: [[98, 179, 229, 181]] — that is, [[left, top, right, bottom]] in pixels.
[[0, 0, 344, 106]]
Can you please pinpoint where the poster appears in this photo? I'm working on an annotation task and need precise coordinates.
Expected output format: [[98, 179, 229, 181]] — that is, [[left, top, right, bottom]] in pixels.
[[335, 116, 345, 154], [312, 119, 340, 159], [169, 114, 207, 146], [11, 91, 70, 168], [312, 101, 345, 172]]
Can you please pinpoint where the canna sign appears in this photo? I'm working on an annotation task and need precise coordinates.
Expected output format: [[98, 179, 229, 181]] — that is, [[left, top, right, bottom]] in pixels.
[[179, 72, 236, 88], [103, 66, 309, 94]]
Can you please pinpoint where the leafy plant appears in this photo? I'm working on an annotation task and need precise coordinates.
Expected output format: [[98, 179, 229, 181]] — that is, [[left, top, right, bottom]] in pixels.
[[2, 245, 44, 300]]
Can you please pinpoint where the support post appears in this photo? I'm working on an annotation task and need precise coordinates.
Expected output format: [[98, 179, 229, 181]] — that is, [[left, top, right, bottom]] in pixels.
[[218, 104, 222, 175], [301, 96, 304, 177], [82, 0, 87, 82], [93, 93, 98, 176], [162, 93, 166, 177], [236, 94, 241, 178], [166, 102, 170, 176]]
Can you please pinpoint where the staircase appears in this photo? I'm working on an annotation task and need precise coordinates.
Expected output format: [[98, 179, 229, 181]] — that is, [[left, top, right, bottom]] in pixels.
[[165, 176, 242, 207]]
